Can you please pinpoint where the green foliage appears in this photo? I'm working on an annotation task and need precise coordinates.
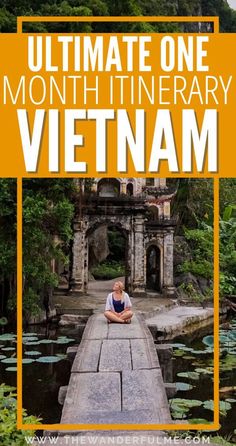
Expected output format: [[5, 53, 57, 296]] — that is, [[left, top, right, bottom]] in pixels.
[[178, 224, 214, 280], [1, 0, 236, 33], [0, 179, 16, 317], [171, 179, 214, 231], [0, 383, 41, 445], [107, 229, 126, 261], [218, 180, 236, 297], [220, 217, 236, 297], [23, 179, 75, 317], [0, 179, 16, 278], [91, 260, 125, 280]]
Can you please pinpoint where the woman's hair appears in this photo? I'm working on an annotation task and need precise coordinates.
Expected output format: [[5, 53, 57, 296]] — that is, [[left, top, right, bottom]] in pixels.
[[115, 281, 125, 300]]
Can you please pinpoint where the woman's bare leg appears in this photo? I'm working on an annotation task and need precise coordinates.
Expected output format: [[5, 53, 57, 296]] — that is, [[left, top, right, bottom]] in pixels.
[[119, 310, 133, 322], [104, 311, 125, 323]]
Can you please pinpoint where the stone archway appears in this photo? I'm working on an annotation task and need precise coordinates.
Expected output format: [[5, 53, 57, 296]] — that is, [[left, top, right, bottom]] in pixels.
[[97, 178, 120, 197], [146, 245, 161, 292], [70, 210, 146, 296], [126, 183, 134, 196], [87, 222, 129, 290], [70, 178, 176, 297]]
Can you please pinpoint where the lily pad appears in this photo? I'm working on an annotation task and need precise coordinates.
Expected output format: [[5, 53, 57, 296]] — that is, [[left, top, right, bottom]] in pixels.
[[195, 367, 214, 375], [176, 382, 193, 391], [192, 349, 211, 355], [0, 355, 7, 360], [173, 349, 185, 357], [228, 331, 236, 341], [0, 334, 16, 341], [36, 356, 61, 363], [23, 337, 39, 343], [171, 410, 188, 419], [228, 350, 236, 355], [23, 341, 41, 346], [22, 358, 35, 364], [1, 347, 15, 352], [170, 398, 202, 409], [220, 335, 231, 343], [225, 398, 236, 403], [24, 351, 41, 356], [5, 367, 17, 372], [202, 335, 214, 347], [1, 357, 17, 364], [177, 371, 200, 380], [23, 333, 38, 337], [188, 418, 212, 424], [39, 339, 56, 344], [203, 400, 231, 416], [170, 343, 186, 349], [54, 338, 75, 344]]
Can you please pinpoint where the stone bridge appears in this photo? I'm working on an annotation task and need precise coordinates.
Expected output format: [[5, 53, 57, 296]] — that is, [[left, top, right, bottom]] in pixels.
[[60, 314, 173, 425]]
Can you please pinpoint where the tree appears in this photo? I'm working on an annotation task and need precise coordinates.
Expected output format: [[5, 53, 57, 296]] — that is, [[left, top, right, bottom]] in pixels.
[[0, 179, 16, 319], [22, 179, 75, 319], [219, 180, 236, 297]]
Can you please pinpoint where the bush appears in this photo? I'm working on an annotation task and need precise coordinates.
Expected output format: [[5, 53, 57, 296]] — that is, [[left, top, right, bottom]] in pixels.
[[91, 261, 125, 280], [0, 384, 41, 445]]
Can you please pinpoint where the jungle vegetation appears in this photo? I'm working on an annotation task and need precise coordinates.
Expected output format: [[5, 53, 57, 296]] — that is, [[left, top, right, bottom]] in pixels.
[[0, 0, 236, 33]]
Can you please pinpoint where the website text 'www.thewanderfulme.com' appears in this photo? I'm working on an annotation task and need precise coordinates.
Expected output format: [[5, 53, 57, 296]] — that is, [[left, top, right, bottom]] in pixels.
[[24, 435, 211, 445]]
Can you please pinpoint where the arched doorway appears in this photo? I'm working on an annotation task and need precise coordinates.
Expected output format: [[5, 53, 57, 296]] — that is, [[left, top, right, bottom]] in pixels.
[[97, 178, 120, 197], [146, 245, 161, 291], [127, 183, 134, 196], [87, 223, 130, 292]]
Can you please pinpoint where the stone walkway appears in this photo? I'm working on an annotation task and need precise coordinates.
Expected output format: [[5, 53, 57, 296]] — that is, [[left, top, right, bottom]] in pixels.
[[53, 278, 175, 316], [60, 313, 172, 425]]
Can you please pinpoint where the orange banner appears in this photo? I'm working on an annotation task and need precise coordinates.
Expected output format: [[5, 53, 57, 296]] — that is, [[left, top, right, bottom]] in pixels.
[[0, 32, 235, 177]]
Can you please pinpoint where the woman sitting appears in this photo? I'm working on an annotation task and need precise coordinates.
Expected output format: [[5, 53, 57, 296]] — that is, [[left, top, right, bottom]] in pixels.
[[104, 281, 133, 324]]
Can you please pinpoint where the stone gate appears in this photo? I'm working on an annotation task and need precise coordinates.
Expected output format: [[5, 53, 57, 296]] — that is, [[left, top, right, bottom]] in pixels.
[[70, 178, 176, 296]]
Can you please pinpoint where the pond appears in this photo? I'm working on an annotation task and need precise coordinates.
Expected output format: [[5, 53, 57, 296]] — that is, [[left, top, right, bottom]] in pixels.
[[0, 324, 84, 423], [0, 318, 236, 437], [157, 317, 236, 439]]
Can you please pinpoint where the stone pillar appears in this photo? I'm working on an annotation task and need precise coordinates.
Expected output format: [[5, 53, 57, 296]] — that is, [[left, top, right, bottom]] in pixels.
[[160, 178, 166, 188], [163, 230, 175, 296], [132, 215, 146, 296], [121, 181, 126, 194], [70, 221, 86, 293], [125, 230, 132, 294], [163, 201, 170, 219]]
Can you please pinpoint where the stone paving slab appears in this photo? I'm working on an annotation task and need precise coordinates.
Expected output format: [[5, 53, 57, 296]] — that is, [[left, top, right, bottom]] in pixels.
[[122, 369, 171, 423], [107, 315, 146, 339], [72, 339, 102, 372], [131, 338, 160, 370], [64, 409, 163, 424], [99, 339, 131, 372], [146, 306, 214, 339], [61, 372, 121, 424], [82, 314, 108, 340]]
